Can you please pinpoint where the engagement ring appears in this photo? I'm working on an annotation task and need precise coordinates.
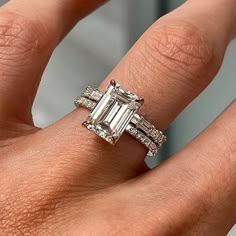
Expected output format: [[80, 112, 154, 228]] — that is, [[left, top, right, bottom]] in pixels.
[[74, 80, 166, 156]]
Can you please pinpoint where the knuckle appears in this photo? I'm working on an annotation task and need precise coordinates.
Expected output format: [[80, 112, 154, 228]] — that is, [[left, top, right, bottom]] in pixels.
[[0, 183, 61, 235], [0, 12, 51, 72], [143, 21, 219, 89]]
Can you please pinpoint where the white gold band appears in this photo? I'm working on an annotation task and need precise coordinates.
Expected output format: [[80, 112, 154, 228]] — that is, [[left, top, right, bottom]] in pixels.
[[74, 85, 166, 156]]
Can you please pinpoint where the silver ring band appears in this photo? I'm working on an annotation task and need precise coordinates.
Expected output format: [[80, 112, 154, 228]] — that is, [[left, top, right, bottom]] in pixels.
[[74, 82, 166, 156]]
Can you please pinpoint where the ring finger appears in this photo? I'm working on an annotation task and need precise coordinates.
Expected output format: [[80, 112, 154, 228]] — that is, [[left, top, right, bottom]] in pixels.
[[8, 0, 236, 187], [42, 0, 236, 178]]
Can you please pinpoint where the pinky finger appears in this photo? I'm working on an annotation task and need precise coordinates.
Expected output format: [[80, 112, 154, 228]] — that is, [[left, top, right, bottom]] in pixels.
[[122, 99, 236, 236]]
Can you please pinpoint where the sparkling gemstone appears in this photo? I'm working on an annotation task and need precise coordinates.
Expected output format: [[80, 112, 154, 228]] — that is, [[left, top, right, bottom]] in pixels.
[[131, 114, 140, 125], [151, 129, 159, 140], [143, 138, 151, 146], [138, 132, 145, 141], [83, 86, 93, 97], [91, 90, 103, 101], [131, 128, 138, 135], [128, 101, 141, 110], [137, 118, 153, 134], [83, 80, 143, 144], [149, 142, 158, 155]]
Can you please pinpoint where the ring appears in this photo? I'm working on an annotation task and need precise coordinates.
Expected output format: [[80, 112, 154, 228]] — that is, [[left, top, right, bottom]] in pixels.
[[74, 80, 166, 156]]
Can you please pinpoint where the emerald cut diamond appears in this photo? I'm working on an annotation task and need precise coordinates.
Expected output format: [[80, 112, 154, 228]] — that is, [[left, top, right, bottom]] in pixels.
[[83, 80, 144, 145]]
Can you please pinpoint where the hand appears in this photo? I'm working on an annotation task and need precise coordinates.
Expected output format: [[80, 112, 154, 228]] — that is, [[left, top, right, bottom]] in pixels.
[[0, 0, 235, 235]]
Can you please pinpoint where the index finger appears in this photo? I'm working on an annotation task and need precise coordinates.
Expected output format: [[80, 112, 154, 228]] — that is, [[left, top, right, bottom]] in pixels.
[[0, 0, 107, 123]]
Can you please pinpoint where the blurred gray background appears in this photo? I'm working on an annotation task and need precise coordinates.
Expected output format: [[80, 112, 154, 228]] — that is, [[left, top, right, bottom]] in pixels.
[[0, 0, 235, 234]]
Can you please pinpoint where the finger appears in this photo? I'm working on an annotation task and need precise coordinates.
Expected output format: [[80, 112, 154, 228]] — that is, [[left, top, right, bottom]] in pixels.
[[102, 0, 236, 130], [5, 0, 107, 39], [123, 99, 236, 236], [43, 0, 236, 178], [1, 102, 235, 236], [13, 0, 235, 192], [0, 0, 106, 123]]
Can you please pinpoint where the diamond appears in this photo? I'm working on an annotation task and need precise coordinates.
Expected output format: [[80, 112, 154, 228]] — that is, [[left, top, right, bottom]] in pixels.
[[138, 132, 145, 141], [131, 114, 140, 125], [131, 128, 138, 136], [74, 97, 96, 111], [151, 129, 159, 140], [157, 135, 163, 142], [149, 142, 158, 155], [83, 80, 143, 145], [128, 101, 142, 110], [129, 127, 137, 135], [137, 118, 153, 134], [74, 100, 80, 107], [83, 86, 93, 97], [87, 124, 95, 131], [91, 90, 103, 101], [143, 138, 151, 146]]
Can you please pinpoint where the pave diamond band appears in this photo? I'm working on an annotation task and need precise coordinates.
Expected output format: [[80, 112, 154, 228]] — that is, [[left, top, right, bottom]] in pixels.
[[126, 124, 161, 156], [74, 97, 96, 110], [74, 81, 166, 156]]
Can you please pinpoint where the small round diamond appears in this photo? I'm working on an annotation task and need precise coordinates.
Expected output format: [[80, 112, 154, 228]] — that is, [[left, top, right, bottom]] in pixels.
[[143, 138, 151, 146], [87, 124, 95, 131], [83, 86, 93, 97], [150, 142, 158, 152], [105, 136, 113, 144], [91, 90, 102, 101], [151, 130, 159, 139], [130, 127, 138, 135], [138, 132, 145, 141], [128, 101, 140, 110]]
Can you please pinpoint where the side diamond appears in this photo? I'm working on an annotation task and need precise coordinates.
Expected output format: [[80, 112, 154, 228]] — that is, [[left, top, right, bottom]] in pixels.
[[149, 142, 158, 156], [83, 86, 93, 97], [91, 90, 103, 101], [74, 97, 96, 110]]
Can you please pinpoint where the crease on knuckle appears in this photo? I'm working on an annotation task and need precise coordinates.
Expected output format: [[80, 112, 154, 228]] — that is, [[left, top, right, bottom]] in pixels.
[[0, 154, 101, 236], [0, 12, 51, 76], [0, 175, 78, 235], [143, 21, 219, 90], [0, 188, 58, 235]]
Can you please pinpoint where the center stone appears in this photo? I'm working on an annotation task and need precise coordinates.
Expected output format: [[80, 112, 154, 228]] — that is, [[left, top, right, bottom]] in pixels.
[[83, 80, 143, 144]]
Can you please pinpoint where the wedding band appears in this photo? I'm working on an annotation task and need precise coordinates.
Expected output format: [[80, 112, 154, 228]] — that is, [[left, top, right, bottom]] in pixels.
[[74, 80, 167, 156]]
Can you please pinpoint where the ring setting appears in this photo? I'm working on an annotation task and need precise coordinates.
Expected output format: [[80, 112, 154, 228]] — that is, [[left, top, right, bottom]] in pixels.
[[74, 80, 166, 156]]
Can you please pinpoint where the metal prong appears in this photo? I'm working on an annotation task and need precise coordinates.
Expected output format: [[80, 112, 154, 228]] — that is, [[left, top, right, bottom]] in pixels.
[[110, 80, 116, 87], [136, 98, 144, 105], [82, 121, 88, 127]]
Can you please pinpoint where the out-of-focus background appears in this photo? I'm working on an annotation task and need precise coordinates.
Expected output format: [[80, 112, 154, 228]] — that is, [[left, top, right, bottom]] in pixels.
[[1, 0, 236, 234]]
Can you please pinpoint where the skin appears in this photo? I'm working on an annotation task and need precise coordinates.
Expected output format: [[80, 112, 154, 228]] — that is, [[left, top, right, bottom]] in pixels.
[[0, 0, 235, 235]]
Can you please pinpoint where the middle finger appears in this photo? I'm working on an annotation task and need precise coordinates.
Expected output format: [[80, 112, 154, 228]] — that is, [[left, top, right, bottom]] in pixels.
[[0, 0, 107, 123]]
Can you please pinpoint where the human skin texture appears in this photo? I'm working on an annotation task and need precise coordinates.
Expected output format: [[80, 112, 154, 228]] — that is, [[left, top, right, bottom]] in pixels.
[[0, 0, 235, 235]]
